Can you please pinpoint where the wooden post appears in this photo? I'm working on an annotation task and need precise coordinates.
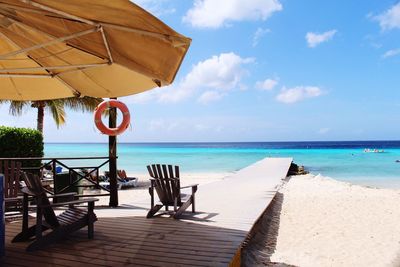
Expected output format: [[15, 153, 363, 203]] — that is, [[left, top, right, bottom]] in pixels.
[[109, 98, 118, 207]]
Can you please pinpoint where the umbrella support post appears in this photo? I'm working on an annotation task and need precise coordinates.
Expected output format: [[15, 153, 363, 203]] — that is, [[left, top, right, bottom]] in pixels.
[[108, 99, 118, 207]]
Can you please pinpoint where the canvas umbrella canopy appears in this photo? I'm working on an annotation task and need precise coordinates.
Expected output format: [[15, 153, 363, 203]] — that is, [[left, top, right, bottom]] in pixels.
[[0, 0, 191, 100], [0, 0, 191, 207]]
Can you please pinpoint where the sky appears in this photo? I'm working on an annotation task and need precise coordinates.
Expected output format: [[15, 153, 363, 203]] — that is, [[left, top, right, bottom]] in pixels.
[[1, 0, 400, 142]]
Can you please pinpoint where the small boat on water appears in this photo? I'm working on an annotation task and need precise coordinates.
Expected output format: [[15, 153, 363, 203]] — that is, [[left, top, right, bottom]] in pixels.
[[364, 148, 385, 153]]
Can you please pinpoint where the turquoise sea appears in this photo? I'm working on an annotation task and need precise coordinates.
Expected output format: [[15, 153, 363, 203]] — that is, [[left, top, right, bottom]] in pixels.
[[44, 141, 400, 188]]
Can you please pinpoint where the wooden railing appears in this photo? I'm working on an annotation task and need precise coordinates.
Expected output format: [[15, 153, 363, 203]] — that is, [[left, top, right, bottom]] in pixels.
[[0, 157, 112, 197]]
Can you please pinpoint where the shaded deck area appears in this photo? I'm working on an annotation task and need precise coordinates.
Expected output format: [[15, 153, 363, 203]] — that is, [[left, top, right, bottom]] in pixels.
[[1, 157, 292, 266], [4, 216, 245, 266]]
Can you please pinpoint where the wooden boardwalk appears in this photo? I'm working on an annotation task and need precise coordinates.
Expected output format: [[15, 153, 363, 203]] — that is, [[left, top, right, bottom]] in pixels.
[[1, 157, 292, 267]]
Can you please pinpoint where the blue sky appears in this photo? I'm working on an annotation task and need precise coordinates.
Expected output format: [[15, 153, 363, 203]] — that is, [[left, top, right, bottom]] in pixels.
[[1, 0, 400, 142]]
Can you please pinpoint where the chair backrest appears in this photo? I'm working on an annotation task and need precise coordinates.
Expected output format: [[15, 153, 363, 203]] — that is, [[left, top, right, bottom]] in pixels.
[[22, 172, 60, 228], [147, 164, 181, 205], [0, 160, 22, 199]]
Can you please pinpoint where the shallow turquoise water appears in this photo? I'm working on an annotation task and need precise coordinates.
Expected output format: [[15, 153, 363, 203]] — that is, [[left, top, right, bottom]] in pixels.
[[44, 142, 400, 187]]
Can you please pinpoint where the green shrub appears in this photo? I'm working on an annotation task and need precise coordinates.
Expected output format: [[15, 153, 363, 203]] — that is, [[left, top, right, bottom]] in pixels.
[[0, 126, 44, 167]]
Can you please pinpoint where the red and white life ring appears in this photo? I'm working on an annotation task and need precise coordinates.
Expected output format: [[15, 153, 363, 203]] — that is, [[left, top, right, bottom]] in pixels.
[[94, 100, 130, 136]]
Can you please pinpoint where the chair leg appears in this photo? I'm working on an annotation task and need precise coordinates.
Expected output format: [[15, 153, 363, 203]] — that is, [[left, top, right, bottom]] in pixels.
[[173, 200, 193, 219], [146, 204, 163, 218], [174, 197, 178, 212], [191, 195, 195, 213], [88, 222, 94, 239], [22, 194, 29, 232], [35, 207, 43, 239], [88, 202, 95, 239], [191, 186, 197, 213], [12, 225, 49, 242], [149, 187, 154, 209]]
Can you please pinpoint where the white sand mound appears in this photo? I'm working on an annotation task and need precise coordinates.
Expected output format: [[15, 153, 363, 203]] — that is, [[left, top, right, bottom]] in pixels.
[[270, 174, 400, 267]]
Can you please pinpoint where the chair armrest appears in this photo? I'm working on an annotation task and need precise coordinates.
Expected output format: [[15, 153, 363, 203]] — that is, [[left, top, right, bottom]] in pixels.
[[42, 198, 98, 208], [5, 196, 23, 202], [180, 184, 199, 189], [46, 192, 77, 199], [21, 187, 36, 196]]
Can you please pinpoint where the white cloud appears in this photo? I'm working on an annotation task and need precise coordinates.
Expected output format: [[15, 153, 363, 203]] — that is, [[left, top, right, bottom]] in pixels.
[[194, 123, 209, 131], [255, 78, 278, 91], [183, 0, 282, 28], [305, 30, 337, 48], [318, 127, 330, 134], [198, 91, 224, 104], [147, 119, 179, 132], [129, 52, 253, 104], [382, 48, 400, 58], [373, 3, 400, 31], [252, 27, 271, 47], [132, 0, 175, 16], [120, 91, 157, 104], [276, 86, 322, 104]]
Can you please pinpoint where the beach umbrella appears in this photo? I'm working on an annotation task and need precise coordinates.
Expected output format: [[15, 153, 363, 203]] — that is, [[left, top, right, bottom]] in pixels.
[[0, 0, 191, 206], [0, 0, 191, 100]]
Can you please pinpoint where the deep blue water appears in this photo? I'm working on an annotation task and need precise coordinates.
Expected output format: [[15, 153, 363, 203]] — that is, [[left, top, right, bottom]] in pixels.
[[44, 141, 400, 187]]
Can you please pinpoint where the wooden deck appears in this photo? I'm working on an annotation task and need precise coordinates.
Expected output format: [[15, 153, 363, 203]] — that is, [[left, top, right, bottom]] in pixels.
[[1, 157, 292, 267], [4, 216, 245, 266]]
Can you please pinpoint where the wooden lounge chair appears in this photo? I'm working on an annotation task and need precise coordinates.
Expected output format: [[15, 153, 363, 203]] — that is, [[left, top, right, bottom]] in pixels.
[[0, 160, 23, 211], [12, 172, 98, 251], [146, 164, 198, 219], [104, 170, 138, 189], [117, 170, 138, 188]]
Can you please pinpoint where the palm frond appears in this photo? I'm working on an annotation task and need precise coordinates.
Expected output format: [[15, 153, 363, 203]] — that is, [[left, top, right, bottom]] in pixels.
[[63, 96, 103, 112], [46, 100, 66, 128], [8, 101, 31, 116]]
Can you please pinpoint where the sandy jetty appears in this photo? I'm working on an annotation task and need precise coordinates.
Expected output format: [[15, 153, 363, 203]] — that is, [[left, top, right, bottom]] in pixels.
[[268, 174, 400, 267]]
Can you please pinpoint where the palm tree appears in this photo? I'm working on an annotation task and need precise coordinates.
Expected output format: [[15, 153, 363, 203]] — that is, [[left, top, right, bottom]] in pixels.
[[3, 97, 103, 133]]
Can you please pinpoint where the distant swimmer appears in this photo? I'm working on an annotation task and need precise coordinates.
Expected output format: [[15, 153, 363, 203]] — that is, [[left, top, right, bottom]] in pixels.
[[396, 160, 400, 163]]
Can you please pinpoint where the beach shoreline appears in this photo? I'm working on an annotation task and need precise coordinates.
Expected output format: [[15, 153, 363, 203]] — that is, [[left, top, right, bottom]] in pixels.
[[264, 174, 400, 267]]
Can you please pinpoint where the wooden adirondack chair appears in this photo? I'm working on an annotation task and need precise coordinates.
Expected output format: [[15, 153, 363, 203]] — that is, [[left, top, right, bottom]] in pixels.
[[147, 164, 198, 219], [0, 160, 23, 211], [12, 172, 98, 251]]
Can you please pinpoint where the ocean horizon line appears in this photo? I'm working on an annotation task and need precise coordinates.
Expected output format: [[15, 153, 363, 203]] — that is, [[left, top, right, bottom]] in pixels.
[[44, 140, 400, 144]]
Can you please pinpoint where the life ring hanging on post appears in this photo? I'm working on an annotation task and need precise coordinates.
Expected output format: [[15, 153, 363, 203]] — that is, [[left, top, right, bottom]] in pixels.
[[94, 100, 131, 136]]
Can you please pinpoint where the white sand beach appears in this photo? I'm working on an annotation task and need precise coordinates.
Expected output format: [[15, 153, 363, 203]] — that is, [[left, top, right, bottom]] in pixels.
[[269, 174, 400, 267]]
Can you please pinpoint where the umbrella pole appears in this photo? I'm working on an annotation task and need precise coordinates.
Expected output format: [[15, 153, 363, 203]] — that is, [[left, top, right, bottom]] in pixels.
[[108, 98, 118, 207]]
